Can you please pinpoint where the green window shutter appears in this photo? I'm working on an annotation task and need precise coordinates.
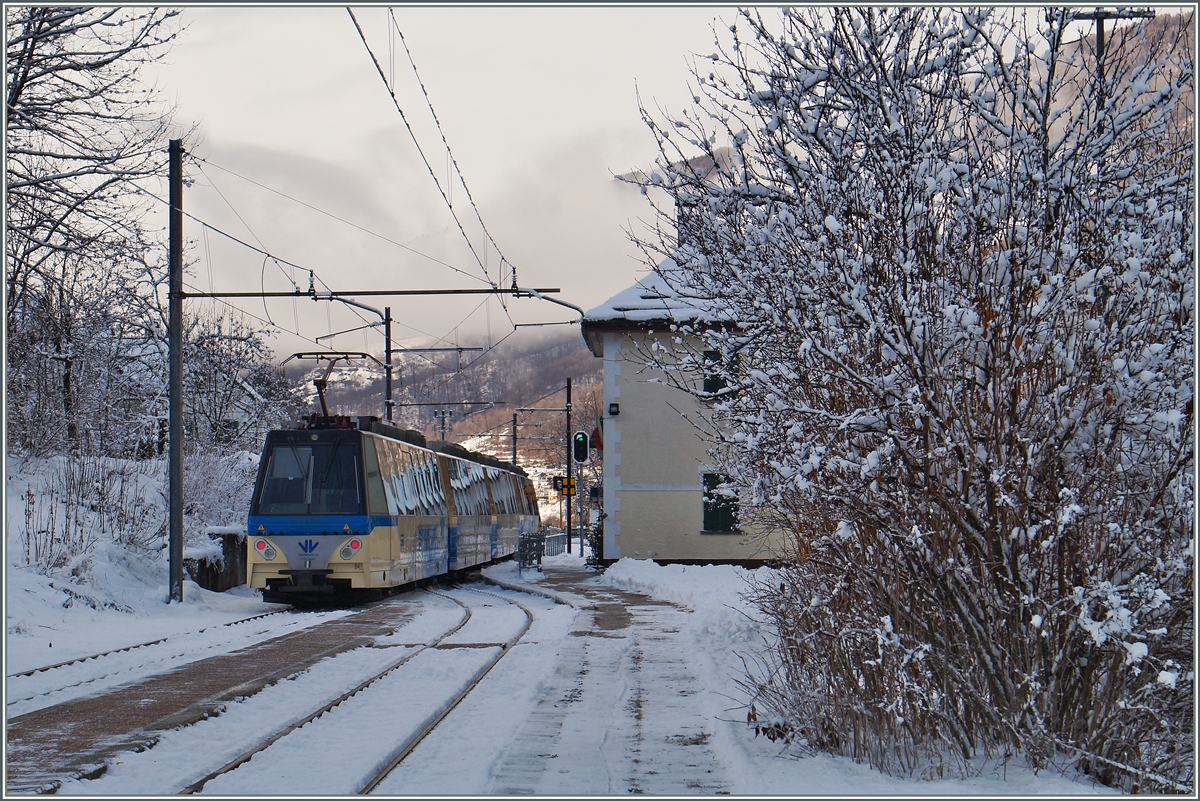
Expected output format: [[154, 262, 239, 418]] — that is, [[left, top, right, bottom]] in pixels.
[[703, 351, 727, 395], [703, 473, 738, 532]]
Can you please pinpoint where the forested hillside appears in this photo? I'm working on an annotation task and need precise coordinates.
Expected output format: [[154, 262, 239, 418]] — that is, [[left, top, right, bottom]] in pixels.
[[292, 329, 602, 444]]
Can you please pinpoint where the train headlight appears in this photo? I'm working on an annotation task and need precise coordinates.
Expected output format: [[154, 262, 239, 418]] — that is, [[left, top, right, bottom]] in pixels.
[[254, 539, 277, 561], [340, 537, 363, 560]]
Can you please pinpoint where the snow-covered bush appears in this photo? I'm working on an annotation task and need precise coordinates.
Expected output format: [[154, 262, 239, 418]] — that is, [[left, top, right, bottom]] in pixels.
[[183, 447, 259, 547], [16, 447, 259, 580], [20, 453, 164, 574], [633, 7, 1193, 792]]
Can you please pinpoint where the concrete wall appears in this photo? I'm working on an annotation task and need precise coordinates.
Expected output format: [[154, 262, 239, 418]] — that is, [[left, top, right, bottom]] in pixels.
[[600, 330, 780, 562]]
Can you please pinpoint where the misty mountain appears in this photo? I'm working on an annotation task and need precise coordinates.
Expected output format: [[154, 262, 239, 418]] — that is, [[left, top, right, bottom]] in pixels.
[[287, 328, 602, 438]]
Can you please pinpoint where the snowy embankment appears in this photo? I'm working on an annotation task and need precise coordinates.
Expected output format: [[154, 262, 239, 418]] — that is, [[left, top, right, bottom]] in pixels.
[[6, 455, 275, 676]]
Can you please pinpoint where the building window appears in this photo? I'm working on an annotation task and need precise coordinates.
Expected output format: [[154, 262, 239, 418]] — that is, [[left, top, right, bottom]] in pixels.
[[703, 473, 738, 532], [702, 351, 726, 394], [702, 350, 740, 396]]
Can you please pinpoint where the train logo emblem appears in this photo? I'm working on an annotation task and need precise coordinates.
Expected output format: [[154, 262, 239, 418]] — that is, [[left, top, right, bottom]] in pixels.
[[298, 539, 320, 554]]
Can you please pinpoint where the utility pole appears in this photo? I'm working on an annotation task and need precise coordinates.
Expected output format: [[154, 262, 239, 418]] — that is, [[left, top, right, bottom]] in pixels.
[[512, 413, 518, 465], [168, 139, 184, 604], [516, 389, 578, 546], [434, 408, 452, 440], [1057, 7, 1155, 109], [565, 377, 572, 555], [384, 306, 393, 422]]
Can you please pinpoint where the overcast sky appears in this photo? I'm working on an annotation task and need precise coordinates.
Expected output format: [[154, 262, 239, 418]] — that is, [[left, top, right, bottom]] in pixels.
[[151, 5, 742, 359]]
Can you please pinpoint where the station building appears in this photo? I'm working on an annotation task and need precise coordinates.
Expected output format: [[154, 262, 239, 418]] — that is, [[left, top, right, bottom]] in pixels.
[[580, 267, 781, 565]]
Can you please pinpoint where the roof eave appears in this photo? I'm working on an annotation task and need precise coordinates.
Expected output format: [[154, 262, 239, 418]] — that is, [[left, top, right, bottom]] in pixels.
[[580, 314, 733, 358]]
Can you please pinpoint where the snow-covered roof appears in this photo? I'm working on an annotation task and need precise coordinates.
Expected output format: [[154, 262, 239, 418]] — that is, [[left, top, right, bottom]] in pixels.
[[583, 268, 710, 322], [580, 262, 717, 356]]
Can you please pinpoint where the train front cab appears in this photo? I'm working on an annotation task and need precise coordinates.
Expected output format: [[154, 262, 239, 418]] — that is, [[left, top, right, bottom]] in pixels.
[[247, 429, 386, 601]]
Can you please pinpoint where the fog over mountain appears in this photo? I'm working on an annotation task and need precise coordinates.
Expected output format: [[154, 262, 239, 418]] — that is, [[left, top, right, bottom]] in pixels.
[[288, 328, 602, 442]]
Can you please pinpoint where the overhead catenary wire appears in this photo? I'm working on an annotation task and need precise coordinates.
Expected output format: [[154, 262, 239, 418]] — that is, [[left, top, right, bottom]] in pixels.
[[346, 7, 498, 290], [190, 153, 502, 347], [186, 148, 518, 349], [385, 11, 519, 328], [188, 154, 489, 286], [181, 279, 330, 351], [131, 181, 489, 354], [143, 132, 544, 417], [408, 326, 519, 406], [388, 9, 514, 291], [192, 161, 294, 292], [343, 13, 534, 392]]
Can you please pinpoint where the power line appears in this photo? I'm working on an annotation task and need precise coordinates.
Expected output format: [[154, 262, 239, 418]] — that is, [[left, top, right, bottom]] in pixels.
[[133, 180, 510, 353], [346, 7, 497, 290], [136, 162, 540, 395], [388, 9, 514, 291], [186, 154, 520, 349], [384, 11, 519, 333], [188, 154, 489, 285], [182, 279, 330, 350]]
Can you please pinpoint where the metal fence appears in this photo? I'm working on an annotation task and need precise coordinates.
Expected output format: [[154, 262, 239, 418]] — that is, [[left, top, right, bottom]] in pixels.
[[543, 532, 567, 557], [517, 531, 568, 574]]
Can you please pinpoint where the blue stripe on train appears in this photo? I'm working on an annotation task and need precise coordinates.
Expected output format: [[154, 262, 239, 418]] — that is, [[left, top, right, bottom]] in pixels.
[[247, 514, 374, 538], [247, 515, 416, 538]]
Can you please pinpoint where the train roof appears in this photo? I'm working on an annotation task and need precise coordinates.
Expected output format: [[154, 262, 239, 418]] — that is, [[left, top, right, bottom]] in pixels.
[[426, 440, 528, 477], [360, 418, 527, 477], [282, 415, 528, 477]]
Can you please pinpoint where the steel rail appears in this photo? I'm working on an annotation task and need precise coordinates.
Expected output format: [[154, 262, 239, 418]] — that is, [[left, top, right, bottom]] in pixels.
[[180, 591, 473, 795], [358, 586, 535, 794], [5, 610, 289, 682]]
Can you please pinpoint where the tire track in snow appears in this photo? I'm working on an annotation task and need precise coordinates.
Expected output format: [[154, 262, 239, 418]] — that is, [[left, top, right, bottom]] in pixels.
[[488, 583, 730, 795]]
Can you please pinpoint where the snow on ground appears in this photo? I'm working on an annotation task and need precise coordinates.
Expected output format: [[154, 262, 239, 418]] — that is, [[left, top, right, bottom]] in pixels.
[[489, 552, 1118, 796], [5, 456, 282, 676], [5, 546, 284, 675], [4, 442, 1116, 798]]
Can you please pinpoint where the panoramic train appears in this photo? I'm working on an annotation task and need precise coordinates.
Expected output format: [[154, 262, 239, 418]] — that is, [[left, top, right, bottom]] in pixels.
[[246, 414, 541, 604]]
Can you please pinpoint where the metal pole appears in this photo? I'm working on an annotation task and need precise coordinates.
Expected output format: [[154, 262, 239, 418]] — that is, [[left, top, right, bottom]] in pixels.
[[384, 306, 393, 422], [565, 377, 572, 555], [512, 413, 518, 465], [168, 139, 184, 604]]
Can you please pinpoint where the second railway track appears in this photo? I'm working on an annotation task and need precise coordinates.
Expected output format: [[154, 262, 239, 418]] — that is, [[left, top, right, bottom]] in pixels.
[[359, 586, 534, 794], [6, 609, 288, 680], [6, 608, 321, 714]]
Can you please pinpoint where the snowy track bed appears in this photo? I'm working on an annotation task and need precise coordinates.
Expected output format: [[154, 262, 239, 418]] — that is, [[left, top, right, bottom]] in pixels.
[[8, 593, 438, 794], [51, 586, 542, 796], [19, 559, 1119, 796], [6, 609, 306, 716]]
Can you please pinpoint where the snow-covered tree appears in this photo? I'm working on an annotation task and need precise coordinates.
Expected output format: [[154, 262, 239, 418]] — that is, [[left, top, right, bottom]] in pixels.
[[633, 7, 1193, 791], [184, 307, 304, 451], [6, 8, 184, 455]]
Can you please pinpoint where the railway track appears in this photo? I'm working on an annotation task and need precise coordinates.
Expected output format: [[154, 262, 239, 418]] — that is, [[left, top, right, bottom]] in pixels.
[[6, 610, 300, 711], [360, 586, 534, 794], [6, 610, 288, 679], [5, 597, 420, 795], [185, 585, 534, 796], [181, 590, 475, 794]]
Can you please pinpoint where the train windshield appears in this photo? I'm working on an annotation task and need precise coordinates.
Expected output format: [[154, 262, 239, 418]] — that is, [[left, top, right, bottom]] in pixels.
[[255, 439, 362, 516]]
